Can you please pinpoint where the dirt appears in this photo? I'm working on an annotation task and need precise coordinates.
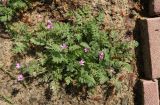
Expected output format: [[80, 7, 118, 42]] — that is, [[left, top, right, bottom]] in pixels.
[[0, 0, 140, 105]]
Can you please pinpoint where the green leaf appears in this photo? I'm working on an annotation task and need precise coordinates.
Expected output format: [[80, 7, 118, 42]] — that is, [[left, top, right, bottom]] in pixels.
[[12, 1, 27, 10], [65, 77, 72, 85], [69, 45, 81, 51], [52, 55, 67, 63], [46, 43, 61, 52], [123, 63, 132, 72], [12, 42, 27, 53], [80, 42, 90, 48], [30, 38, 45, 46], [96, 11, 104, 23]]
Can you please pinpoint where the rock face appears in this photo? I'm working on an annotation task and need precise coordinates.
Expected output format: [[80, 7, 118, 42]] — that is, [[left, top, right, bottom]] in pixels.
[[149, 0, 160, 16], [140, 17, 160, 79], [140, 79, 159, 105]]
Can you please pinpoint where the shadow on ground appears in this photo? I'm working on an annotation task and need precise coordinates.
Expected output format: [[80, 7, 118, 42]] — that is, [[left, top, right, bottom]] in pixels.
[[133, 19, 145, 105]]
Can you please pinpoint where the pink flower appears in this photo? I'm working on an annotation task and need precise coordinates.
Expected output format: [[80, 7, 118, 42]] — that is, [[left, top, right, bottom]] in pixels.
[[46, 20, 53, 29], [84, 48, 89, 52], [16, 63, 20, 69], [47, 24, 53, 29], [79, 59, 85, 65], [17, 74, 24, 81], [99, 51, 104, 60], [60, 43, 68, 49]]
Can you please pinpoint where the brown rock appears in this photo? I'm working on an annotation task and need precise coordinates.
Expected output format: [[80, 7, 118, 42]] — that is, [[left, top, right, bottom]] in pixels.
[[140, 79, 159, 105], [149, 0, 160, 16], [140, 17, 160, 79]]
